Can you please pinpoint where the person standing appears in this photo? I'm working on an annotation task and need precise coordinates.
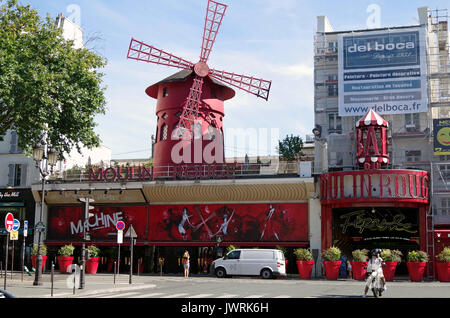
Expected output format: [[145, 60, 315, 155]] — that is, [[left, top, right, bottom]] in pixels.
[[182, 250, 190, 278]]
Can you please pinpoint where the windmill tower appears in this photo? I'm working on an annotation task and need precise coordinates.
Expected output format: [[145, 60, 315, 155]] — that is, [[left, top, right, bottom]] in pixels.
[[127, 0, 271, 168]]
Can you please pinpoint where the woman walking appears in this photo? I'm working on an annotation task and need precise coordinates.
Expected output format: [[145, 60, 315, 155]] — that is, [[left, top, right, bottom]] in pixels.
[[182, 250, 190, 278]]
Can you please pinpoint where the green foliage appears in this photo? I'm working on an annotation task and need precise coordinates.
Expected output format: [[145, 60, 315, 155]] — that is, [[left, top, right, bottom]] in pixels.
[[0, 0, 107, 155], [321, 246, 341, 261], [381, 249, 403, 262], [226, 245, 239, 253], [58, 244, 75, 257], [407, 250, 429, 263], [352, 249, 368, 262], [31, 244, 46, 256], [277, 134, 304, 161], [436, 247, 450, 263], [87, 245, 100, 257], [275, 245, 287, 256], [294, 248, 313, 261]]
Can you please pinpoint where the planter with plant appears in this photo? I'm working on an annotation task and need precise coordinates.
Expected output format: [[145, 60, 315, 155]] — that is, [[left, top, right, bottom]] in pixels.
[[85, 245, 100, 274], [294, 248, 314, 279], [380, 249, 402, 281], [31, 244, 47, 271], [322, 246, 341, 280], [435, 247, 450, 282], [406, 250, 429, 282], [57, 244, 75, 274], [350, 249, 368, 280]]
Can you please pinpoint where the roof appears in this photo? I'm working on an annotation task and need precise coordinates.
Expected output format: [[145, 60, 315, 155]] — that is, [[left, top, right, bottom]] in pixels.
[[145, 69, 235, 100], [356, 109, 388, 127]]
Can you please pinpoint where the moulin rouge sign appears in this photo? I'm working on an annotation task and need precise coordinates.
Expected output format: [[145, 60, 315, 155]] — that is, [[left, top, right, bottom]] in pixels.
[[320, 170, 429, 203]]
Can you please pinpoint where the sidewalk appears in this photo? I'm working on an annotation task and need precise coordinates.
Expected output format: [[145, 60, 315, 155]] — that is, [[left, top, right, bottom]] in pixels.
[[0, 271, 157, 298]]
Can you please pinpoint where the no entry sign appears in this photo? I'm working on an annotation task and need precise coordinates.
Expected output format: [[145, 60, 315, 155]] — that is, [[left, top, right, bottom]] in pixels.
[[116, 221, 125, 231], [4, 213, 14, 232]]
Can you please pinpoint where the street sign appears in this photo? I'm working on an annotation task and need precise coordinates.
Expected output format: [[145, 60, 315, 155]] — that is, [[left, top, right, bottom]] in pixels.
[[125, 224, 137, 238], [117, 230, 123, 244], [35, 221, 46, 233], [116, 220, 125, 231], [10, 231, 19, 241], [5, 213, 14, 232], [12, 219, 20, 232], [24, 220, 28, 237]]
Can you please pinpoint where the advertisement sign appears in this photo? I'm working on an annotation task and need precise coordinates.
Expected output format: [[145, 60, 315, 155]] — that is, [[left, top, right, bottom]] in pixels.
[[433, 118, 450, 155], [149, 203, 308, 243], [338, 27, 428, 117]]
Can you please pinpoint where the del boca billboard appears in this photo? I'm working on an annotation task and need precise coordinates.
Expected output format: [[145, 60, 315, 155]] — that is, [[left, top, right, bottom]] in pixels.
[[338, 27, 428, 117], [46, 203, 309, 244]]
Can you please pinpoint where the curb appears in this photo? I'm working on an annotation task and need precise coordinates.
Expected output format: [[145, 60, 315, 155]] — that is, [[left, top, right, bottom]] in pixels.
[[44, 283, 157, 298]]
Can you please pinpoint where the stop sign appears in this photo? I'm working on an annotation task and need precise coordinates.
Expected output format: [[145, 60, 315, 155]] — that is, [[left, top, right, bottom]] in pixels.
[[4, 213, 14, 232]]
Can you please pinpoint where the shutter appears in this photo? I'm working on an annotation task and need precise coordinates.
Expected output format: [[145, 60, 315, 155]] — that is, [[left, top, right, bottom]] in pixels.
[[8, 164, 14, 186], [10, 131, 17, 153], [21, 164, 28, 187]]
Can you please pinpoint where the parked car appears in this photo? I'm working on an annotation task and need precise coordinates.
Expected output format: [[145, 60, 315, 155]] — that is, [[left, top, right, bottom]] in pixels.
[[212, 248, 286, 279], [0, 289, 15, 298]]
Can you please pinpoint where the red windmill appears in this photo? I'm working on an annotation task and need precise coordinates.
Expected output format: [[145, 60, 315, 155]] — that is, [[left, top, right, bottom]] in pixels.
[[127, 0, 272, 169]]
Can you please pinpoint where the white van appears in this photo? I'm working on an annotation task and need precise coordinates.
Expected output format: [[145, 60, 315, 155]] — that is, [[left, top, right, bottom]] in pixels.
[[212, 249, 286, 279]]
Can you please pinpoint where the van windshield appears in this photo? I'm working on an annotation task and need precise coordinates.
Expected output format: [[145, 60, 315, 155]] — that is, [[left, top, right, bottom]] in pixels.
[[226, 250, 241, 260]]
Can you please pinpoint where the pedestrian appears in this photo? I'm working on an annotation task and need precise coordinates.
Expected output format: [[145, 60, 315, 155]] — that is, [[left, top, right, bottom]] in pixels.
[[347, 259, 352, 278], [182, 250, 190, 278]]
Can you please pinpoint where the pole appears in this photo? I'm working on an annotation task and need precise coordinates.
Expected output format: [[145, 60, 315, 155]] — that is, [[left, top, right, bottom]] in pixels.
[[129, 238, 134, 284], [113, 261, 116, 284], [79, 199, 87, 289], [51, 262, 54, 297], [3, 234, 9, 290], [21, 234, 25, 282], [33, 175, 45, 286], [11, 239, 14, 279], [117, 243, 121, 276]]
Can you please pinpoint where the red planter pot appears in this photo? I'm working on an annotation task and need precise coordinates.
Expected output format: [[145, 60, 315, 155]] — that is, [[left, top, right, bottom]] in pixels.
[[85, 257, 100, 274], [436, 262, 450, 282], [323, 261, 341, 280], [58, 256, 74, 274], [350, 261, 367, 281], [296, 260, 314, 279], [407, 262, 427, 282], [31, 256, 47, 271], [382, 262, 397, 281]]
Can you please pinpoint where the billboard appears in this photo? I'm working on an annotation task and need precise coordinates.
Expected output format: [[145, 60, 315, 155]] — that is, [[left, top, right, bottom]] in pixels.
[[338, 28, 428, 117], [434, 118, 450, 155], [149, 203, 308, 243]]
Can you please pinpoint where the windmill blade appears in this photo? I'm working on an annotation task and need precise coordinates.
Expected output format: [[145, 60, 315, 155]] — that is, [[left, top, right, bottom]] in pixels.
[[209, 69, 272, 101], [200, 0, 228, 63], [127, 38, 194, 70], [172, 76, 205, 140]]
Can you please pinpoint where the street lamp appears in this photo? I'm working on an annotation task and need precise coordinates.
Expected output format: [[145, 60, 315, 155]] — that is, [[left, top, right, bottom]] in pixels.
[[32, 142, 59, 286]]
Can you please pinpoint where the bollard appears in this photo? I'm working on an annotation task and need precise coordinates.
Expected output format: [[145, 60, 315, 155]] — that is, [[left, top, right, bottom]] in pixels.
[[113, 261, 116, 285], [73, 267, 76, 295], [51, 262, 54, 297]]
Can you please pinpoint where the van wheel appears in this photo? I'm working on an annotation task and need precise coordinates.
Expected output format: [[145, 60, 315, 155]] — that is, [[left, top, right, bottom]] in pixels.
[[215, 267, 227, 278], [260, 268, 273, 279]]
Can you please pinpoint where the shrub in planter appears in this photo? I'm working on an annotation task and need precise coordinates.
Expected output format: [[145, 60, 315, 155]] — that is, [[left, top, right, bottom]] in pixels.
[[351, 249, 368, 281], [381, 249, 402, 281], [294, 248, 314, 279], [322, 246, 341, 280], [57, 244, 75, 274], [407, 250, 429, 282], [436, 247, 450, 282], [31, 244, 47, 271], [86, 245, 101, 274]]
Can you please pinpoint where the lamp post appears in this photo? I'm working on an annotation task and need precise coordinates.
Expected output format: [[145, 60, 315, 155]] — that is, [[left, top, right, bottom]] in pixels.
[[32, 142, 58, 286]]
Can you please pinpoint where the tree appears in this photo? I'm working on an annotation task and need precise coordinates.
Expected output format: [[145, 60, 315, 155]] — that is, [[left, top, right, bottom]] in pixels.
[[0, 0, 107, 157], [277, 134, 304, 161]]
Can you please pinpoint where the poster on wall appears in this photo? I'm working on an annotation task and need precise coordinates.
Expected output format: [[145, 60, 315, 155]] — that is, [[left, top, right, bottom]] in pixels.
[[148, 203, 308, 243], [47, 206, 147, 241], [433, 118, 450, 155], [338, 27, 428, 117]]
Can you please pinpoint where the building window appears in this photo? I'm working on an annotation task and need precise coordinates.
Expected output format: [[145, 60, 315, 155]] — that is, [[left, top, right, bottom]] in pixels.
[[328, 41, 337, 53], [163, 87, 169, 97], [405, 113, 420, 132], [328, 113, 342, 133], [405, 150, 421, 162], [440, 198, 450, 216], [8, 164, 26, 187], [160, 124, 168, 141], [327, 84, 338, 97], [327, 75, 338, 82]]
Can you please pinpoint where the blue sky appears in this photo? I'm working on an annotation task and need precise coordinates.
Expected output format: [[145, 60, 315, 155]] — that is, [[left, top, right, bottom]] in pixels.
[[22, 0, 449, 159]]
